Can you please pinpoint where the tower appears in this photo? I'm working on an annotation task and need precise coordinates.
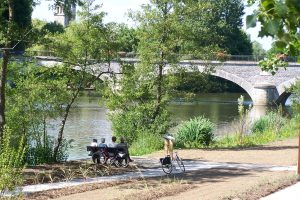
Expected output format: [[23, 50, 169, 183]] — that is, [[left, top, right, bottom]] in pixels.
[[54, 4, 76, 27]]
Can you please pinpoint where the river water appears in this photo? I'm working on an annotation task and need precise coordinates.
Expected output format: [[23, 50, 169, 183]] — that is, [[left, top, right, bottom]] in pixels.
[[49, 92, 279, 160]]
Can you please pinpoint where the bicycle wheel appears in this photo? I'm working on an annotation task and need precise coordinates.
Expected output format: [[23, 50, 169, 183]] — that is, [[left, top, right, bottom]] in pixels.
[[109, 157, 119, 167], [99, 153, 107, 164], [176, 155, 185, 172], [161, 157, 173, 174], [117, 157, 129, 168]]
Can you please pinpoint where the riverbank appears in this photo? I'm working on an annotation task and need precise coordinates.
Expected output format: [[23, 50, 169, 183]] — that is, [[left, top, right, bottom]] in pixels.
[[3, 137, 298, 200]]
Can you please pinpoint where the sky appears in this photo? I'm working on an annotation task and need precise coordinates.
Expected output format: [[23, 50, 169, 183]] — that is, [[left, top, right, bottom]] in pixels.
[[32, 0, 273, 50]]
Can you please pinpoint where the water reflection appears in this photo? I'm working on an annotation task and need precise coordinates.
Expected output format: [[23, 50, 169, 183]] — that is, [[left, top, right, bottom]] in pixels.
[[48, 94, 112, 160], [168, 93, 252, 135]]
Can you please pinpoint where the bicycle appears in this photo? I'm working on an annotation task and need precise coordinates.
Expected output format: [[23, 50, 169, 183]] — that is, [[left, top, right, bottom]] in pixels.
[[160, 151, 185, 174]]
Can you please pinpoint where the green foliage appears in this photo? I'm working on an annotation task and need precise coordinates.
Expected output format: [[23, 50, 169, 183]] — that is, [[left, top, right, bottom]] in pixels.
[[105, 22, 138, 53], [0, 0, 33, 50], [179, 0, 252, 56], [106, 1, 183, 145], [44, 0, 115, 161], [27, 134, 73, 165], [129, 132, 163, 156], [176, 116, 214, 148], [215, 116, 298, 148], [105, 64, 171, 144], [247, 0, 300, 72], [0, 127, 25, 194], [42, 21, 65, 34], [51, 3, 109, 63], [258, 54, 288, 75], [6, 62, 69, 137], [251, 111, 286, 134], [6, 61, 82, 163], [252, 41, 266, 58], [26, 19, 65, 52]]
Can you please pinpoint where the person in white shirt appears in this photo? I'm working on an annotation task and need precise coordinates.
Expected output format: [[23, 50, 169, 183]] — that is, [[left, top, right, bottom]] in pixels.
[[108, 136, 117, 147], [90, 139, 98, 147]]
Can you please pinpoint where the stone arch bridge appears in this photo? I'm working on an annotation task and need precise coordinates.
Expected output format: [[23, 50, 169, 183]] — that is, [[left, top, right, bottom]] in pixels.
[[37, 57, 300, 106]]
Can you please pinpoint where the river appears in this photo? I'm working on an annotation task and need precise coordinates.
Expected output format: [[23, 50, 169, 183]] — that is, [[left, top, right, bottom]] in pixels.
[[49, 92, 283, 160]]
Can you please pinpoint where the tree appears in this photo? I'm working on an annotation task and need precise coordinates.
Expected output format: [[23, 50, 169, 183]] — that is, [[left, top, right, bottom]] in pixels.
[[26, 19, 65, 53], [0, 0, 82, 145], [252, 41, 266, 58], [105, 23, 139, 53], [6, 62, 70, 163], [49, 0, 115, 160], [105, 0, 183, 145], [178, 0, 252, 57]]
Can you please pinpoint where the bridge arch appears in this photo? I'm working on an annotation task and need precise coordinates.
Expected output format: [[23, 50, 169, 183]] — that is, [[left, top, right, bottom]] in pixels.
[[212, 69, 254, 102], [276, 78, 297, 105]]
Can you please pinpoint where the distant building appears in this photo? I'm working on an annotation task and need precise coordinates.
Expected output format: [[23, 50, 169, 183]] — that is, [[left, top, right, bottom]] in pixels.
[[54, 4, 76, 27]]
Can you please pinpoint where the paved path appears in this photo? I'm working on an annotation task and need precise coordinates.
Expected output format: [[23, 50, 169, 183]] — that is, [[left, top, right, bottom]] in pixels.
[[261, 181, 300, 200], [6, 157, 295, 196]]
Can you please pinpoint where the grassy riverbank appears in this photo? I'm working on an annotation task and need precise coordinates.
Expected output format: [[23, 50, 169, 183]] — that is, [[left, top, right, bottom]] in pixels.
[[129, 114, 299, 156], [214, 116, 299, 148]]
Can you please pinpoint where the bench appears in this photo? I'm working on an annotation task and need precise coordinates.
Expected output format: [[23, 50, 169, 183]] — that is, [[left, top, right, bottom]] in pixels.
[[86, 146, 128, 165]]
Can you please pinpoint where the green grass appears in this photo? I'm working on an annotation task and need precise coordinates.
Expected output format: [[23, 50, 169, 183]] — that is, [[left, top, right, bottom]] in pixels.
[[129, 133, 163, 156], [213, 117, 299, 148]]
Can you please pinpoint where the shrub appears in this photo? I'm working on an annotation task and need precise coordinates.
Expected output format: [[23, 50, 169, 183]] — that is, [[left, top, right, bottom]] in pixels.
[[251, 111, 286, 134], [176, 116, 214, 148], [251, 117, 269, 133], [0, 127, 25, 194], [26, 135, 73, 165]]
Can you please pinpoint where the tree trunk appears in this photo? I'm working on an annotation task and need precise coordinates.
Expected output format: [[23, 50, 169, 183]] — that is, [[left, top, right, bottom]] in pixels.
[[0, 50, 9, 142], [298, 124, 300, 178], [153, 63, 163, 119], [53, 90, 79, 161], [153, 3, 168, 121], [0, 0, 14, 144]]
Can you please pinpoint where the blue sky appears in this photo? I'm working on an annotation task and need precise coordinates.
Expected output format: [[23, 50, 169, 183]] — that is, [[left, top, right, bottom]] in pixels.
[[32, 0, 273, 50]]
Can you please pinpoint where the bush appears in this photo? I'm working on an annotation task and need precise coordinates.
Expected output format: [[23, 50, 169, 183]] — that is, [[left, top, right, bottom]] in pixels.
[[129, 133, 163, 156], [251, 111, 286, 134], [26, 135, 73, 165], [176, 116, 214, 148], [0, 127, 25, 194]]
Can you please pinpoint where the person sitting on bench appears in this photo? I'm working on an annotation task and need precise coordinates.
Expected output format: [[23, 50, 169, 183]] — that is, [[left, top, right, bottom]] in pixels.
[[98, 138, 108, 147], [89, 139, 98, 156], [90, 139, 98, 147], [108, 136, 117, 147], [116, 137, 133, 162], [98, 138, 108, 164]]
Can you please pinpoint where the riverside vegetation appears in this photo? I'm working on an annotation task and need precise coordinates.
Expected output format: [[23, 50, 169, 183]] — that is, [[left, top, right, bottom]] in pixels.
[[129, 101, 299, 155]]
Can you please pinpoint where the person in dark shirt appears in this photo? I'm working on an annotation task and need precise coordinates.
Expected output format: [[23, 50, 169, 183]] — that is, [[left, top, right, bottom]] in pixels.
[[116, 137, 133, 162]]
